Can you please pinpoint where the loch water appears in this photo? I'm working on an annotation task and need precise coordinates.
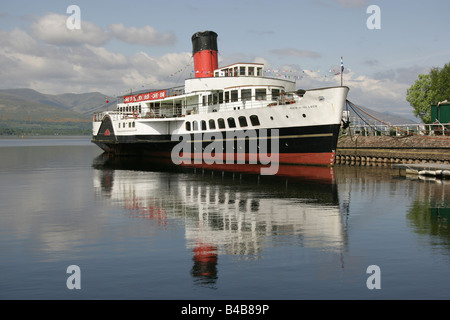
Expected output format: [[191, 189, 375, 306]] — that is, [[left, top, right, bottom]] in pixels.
[[1, 136, 450, 300]]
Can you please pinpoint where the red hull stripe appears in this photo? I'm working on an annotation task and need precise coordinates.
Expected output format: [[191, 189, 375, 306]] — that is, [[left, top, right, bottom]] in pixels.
[[146, 152, 335, 166], [139, 155, 335, 183]]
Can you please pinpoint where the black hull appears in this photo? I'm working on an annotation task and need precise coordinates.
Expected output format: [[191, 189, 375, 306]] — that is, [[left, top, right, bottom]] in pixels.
[[92, 122, 341, 166]]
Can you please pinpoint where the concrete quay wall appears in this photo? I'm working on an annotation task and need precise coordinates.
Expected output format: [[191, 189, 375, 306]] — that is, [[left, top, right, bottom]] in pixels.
[[335, 135, 450, 165]]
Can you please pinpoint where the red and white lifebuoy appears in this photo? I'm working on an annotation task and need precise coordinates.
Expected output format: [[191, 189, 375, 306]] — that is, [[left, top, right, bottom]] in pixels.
[[133, 110, 139, 119]]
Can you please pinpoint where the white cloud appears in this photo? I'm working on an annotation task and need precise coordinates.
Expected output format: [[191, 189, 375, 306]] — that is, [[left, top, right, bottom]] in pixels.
[[30, 13, 109, 46], [0, 12, 189, 94], [108, 23, 176, 46], [270, 48, 321, 59], [0, 22, 190, 95], [292, 67, 413, 117]]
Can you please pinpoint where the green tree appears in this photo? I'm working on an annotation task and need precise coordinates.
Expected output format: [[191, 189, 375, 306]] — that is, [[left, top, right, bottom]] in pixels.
[[406, 73, 432, 123], [407, 62, 450, 123]]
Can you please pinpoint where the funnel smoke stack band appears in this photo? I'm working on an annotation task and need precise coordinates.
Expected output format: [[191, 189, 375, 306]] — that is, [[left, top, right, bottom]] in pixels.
[[192, 31, 218, 78]]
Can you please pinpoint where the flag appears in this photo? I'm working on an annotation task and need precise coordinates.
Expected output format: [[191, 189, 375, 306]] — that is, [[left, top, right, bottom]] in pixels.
[[340, 57, 344, 73]]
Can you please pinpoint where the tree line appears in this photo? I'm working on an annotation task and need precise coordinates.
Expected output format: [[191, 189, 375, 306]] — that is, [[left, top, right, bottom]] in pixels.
[[407, 62, 450, 123]]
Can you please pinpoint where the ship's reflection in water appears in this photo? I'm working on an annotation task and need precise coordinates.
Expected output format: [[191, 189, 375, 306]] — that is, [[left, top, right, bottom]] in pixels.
[[92, 156, 345, 288]]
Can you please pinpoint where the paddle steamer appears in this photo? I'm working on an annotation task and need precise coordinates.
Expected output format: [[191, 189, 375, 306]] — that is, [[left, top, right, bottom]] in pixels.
[[92, 31, 349, 168]]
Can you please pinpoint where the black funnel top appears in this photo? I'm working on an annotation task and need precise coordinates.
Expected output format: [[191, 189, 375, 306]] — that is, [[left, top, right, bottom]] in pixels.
[[191, 31, 218, 55]]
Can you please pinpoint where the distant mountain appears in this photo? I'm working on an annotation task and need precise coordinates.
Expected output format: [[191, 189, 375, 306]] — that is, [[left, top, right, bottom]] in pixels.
[[345, 102, 418, 125], [0, 88, 115, 116], [0, 88, 115, 135]]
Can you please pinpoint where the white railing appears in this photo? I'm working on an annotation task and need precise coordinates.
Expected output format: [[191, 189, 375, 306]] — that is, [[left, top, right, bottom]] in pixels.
[[94, 93, 299, 122], [345, 123, 450, 136]]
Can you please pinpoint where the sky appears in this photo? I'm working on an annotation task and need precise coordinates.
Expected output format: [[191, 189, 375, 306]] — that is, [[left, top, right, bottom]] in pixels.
[[1, 0, 450, 121]]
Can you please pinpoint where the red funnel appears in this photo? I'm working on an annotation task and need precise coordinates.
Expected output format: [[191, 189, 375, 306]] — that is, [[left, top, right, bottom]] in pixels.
[[192, 31, 218, 78]]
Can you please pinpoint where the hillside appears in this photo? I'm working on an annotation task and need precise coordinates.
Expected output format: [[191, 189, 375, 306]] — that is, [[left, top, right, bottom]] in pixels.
[[0, 88, 114, 115], [0, 88, 113, 135]]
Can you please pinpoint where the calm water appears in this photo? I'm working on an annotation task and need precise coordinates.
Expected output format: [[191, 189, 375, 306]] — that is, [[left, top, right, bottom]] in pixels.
[[1, 136, 450, 300]]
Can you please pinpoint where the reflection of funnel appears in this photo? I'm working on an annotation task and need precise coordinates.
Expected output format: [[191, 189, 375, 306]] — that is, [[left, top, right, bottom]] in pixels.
[[192, 31, 218, 78], [191, 242, 218, 287]]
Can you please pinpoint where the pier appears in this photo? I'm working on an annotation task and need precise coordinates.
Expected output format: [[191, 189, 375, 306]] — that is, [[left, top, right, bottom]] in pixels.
[[335, 135, 450, 166]]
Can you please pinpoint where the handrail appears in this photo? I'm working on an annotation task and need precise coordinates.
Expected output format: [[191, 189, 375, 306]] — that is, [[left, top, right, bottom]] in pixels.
[[345, 123, 450, 137], [93, 92, 301, 122]]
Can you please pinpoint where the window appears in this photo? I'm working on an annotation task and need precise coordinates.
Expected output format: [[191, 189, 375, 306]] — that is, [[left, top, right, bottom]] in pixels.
[[250, 115, 260, 126], [201, 120, 207, 131], [209, 119, 216, 130], [272, 89, 280, 101], [208, 94, 212, 105], [234, 67, 238, 76], [193, 120, 198, 131], [203, 96, 207, 106], [218, 118, 225, 129], [248, 67, 254, 76], [257, 67, 263, 76], [240, 66, 246, 76], [225, 91, 230, 103], [227, 117, 236, 128], [238, 116, 248, 127], [219, 92, 224, 104], [255, 89, 266, 101], [213, 93, 218, 105], [241, 89, 252, 101], [231, 90, 238, 102]]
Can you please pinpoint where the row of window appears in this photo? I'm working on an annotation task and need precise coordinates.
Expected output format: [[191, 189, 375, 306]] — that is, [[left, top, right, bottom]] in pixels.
[[118, 105, 141, 113], [202, 88, 282, 106], [185, 115, 260, 131], [215, 66, 263, 77], [118, 122, 135, 129]]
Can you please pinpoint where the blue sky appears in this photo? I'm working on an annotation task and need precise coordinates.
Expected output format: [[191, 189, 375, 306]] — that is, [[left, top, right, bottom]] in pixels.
[[1, 0, 450, 121]]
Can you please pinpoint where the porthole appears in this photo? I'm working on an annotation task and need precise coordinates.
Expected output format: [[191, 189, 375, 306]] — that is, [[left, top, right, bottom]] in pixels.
[[238, 116, 248, 127], [250, 115, 260, 126], [302, 114, 306, 118], [227, 117, 236, 128], [218, 118, 225, 129]]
